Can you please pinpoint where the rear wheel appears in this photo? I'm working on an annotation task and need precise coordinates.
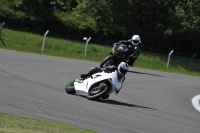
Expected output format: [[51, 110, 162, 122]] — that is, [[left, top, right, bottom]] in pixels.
[[87, 84, 110, 100], [65, 81, 76, 94]]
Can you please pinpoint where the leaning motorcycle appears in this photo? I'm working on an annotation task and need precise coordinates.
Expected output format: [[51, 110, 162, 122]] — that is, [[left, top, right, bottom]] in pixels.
[[65, 69, 125, 100], [100, 43, 129, 68]]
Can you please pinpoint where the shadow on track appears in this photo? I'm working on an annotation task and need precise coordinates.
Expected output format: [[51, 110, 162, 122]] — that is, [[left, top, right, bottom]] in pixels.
[[128, 70, 165, 77], [96, 99, 157, 110], [74, 95, 157, 110]]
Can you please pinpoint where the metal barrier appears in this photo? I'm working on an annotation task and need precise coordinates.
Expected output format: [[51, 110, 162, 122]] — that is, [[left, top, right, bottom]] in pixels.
[[0, 22, 6, 46]]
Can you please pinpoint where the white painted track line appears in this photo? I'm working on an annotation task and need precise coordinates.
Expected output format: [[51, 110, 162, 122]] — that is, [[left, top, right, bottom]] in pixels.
[[191, 95, 200, 112]]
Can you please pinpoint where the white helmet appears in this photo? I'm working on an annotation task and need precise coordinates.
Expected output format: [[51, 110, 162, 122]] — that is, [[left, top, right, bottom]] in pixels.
[[118, 62, 129, 75], [131, 35, 141, 45]]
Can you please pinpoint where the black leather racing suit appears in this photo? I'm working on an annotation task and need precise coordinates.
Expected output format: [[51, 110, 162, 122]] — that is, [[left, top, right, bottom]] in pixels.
[[114, 39, 142, 66]]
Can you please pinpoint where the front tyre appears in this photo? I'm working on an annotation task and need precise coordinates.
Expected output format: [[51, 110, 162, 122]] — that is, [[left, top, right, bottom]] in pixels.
[[100, 55, 114, 68], [87, 85, 109, 100], [65, 81, 76, 94]]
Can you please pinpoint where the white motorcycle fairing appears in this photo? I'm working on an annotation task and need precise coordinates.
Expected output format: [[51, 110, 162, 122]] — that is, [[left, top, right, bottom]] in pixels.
[[73, 70, 124, 97]]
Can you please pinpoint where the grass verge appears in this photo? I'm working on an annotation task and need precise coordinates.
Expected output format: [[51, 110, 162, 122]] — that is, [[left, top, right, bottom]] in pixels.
[[0, 112, 95, 133]]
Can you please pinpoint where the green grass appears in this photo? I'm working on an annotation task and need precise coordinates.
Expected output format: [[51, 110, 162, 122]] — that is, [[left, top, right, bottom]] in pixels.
[[1, 28, 200, 76], [1, 28, 111, 61], [0, 112, 95, 133], [135, 52, 200, 76], [0, 28, 200, 132]]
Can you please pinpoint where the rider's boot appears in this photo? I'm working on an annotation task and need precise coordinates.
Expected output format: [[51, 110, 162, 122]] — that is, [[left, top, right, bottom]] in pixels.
[[80, 67, 97, 79], [80, 73, 89, 79]]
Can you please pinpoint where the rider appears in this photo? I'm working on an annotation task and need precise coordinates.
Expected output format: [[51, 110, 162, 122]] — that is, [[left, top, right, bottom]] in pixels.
[[113, 35, 142, 66], [80, 62, 129, 94]]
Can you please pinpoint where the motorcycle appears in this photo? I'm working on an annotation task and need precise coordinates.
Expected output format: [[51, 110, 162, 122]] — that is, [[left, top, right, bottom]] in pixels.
[[65, 69, 125, 100], [100, 43, 129, 68]]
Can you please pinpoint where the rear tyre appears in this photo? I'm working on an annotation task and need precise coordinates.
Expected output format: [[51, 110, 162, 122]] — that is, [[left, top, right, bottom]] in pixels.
[[65, 81, 76, 94], [101, 94, 110, 99], [87, 85, 110, 100], [100, 55, 114, 68]]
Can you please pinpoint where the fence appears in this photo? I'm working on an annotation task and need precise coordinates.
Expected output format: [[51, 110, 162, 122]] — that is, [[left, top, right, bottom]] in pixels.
[[136, 52, 200, 75], [1, 23, 200, 76]]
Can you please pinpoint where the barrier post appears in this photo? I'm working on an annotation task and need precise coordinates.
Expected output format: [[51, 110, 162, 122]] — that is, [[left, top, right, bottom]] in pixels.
[[83, 37, 91, 58], [0, 22, 6, 46], [42, 30, 49, 53], [166, 50, 174, 68]]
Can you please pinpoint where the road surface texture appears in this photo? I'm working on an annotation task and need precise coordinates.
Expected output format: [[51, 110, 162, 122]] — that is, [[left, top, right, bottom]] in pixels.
[[0, 49, 200, 133]]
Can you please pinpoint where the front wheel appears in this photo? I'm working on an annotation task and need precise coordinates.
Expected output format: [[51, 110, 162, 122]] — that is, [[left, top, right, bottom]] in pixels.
[[65, 81, 76, 94], [87, 84, 110, 100], [100, 55, 114, 68]]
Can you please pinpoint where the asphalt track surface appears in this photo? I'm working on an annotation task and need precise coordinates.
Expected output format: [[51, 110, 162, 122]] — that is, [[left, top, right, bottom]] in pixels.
[[0, 49, 200, 133]]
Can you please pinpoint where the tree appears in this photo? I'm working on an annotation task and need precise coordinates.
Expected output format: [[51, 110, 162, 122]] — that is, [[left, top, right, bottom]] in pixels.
[[176, 0, 200, 30], [49, 0, 77, 12]]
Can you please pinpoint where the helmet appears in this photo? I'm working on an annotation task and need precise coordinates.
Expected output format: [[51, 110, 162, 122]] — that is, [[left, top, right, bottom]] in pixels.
[[131, 35, 141, 45], [118, 62, 129, 75]]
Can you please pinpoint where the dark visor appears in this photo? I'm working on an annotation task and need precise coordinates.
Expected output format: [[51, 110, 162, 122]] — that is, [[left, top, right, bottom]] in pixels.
[[133, 40, 139, 43]]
